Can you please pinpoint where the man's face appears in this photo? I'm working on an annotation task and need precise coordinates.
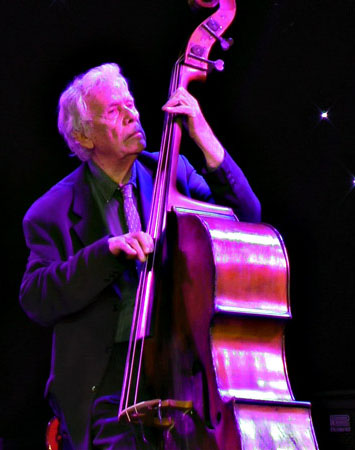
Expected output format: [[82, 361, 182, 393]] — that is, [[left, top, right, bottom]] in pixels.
[[83, 77, 146, 161]]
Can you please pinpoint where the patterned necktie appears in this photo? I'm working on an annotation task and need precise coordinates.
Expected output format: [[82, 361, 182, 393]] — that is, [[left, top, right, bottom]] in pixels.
[[121, 183, 142, 233]]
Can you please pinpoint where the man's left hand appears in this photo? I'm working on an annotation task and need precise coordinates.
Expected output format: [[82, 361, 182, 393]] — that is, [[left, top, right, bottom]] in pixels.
[[162, 87, 225, 170]]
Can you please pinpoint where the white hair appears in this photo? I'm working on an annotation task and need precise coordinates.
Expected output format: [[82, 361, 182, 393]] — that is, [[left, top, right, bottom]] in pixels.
[[57, 63, 128, 161]]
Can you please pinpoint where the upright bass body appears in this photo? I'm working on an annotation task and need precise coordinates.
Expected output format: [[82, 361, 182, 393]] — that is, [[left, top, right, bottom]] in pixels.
[[149, 207, 318, 449]]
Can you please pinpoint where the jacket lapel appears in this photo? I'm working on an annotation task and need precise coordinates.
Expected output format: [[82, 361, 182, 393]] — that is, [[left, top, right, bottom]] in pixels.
[[69, 159, 154, 244], [70, 164, 108, 246]]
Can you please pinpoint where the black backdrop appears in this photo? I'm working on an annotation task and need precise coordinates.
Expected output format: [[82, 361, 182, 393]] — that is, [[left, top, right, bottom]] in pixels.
[[1, 0, 355, 447]]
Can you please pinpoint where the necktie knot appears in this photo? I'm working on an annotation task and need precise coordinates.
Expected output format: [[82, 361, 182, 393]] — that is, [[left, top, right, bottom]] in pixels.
[[121, 183, 133, 200]]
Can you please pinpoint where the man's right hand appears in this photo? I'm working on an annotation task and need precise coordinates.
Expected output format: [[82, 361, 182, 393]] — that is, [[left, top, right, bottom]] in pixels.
[[108, 232, 154, 262]]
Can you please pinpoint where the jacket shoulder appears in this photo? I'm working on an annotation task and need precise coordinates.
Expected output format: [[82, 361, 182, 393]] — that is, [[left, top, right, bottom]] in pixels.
[[137, 150, 192, 176], [23, 164, 86, 223], [137, 150, 159, 167]]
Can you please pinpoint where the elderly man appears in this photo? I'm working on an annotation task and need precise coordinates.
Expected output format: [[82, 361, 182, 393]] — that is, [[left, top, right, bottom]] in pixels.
[[19, 63, 260, 449]]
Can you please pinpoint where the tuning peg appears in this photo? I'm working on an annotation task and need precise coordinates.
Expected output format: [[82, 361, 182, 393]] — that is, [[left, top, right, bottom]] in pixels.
[[202, 20, 234, 50], [212, 59, 225, 71], [219, 36, 234, 51], [188, 52, 225, 72]]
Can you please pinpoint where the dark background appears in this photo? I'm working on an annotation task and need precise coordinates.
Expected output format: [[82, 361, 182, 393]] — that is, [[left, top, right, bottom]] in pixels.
[[1, 0, 355, 448]]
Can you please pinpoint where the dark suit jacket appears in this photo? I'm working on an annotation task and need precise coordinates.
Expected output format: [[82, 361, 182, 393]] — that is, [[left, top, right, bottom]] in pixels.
[[19, 150, 260, 449]]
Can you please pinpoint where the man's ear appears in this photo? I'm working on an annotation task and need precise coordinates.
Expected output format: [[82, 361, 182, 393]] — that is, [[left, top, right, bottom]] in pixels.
[[72, 131, 94, 150]]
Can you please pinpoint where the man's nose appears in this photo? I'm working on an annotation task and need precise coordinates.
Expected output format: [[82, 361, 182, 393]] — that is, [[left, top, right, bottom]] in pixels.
[[123, 106, 139, 124]]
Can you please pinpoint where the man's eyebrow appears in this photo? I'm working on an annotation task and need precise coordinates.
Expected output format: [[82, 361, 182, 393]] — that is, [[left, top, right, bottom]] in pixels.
[[107, 97, 134, 108], [107, 102, 120, 108]]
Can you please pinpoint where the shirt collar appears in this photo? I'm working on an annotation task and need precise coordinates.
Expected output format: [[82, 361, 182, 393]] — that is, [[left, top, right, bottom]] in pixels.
[[87, 159, 137, 202]]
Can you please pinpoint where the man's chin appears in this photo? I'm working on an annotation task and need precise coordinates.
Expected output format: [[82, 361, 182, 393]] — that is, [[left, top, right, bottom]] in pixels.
[[135, 139, 147, 153], [123, 142, 146, 158]]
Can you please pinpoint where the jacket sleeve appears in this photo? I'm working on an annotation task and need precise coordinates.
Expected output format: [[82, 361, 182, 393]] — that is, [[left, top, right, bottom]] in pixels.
[[19, 214, 124, 327], [178, 150, 261, 223]]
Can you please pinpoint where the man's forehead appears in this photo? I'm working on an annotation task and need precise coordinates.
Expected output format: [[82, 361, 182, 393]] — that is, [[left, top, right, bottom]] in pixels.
[[86, 77, 133, 104]]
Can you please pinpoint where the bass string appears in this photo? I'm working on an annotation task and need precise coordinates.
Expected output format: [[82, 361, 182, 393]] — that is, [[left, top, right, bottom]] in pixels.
[[119, 59, 182, 416]]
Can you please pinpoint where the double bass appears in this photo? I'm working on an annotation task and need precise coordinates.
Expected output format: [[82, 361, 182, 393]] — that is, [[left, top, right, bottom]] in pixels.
[[46, 1, 319, 448], [116, 0, 319, 448]]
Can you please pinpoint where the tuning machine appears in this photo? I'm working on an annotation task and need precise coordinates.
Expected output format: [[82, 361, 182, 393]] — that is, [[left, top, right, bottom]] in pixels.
[[203, 18, 234, 51], [189, 45, 225, 71]]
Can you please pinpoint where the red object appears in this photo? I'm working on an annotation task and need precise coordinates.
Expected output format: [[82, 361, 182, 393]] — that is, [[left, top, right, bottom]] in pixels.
[[46, 417, 62, 450]]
